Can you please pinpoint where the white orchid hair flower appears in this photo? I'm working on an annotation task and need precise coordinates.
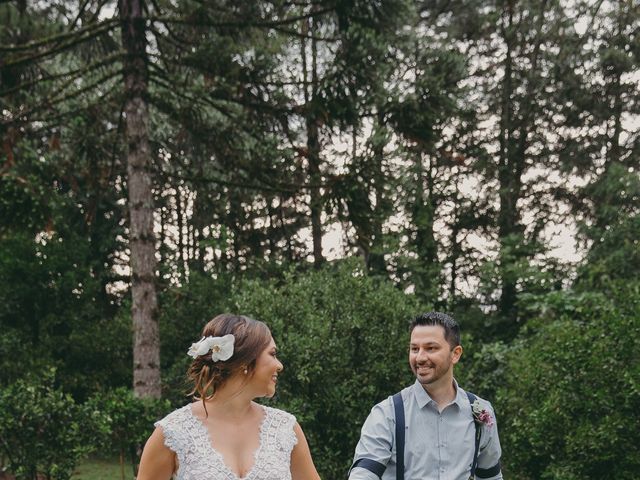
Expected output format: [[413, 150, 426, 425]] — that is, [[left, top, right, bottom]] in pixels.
[[187, 334, 235, 362]]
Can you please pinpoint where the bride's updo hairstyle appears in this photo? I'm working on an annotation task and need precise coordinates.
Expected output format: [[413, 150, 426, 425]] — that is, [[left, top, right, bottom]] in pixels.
[[187, 313, 271, 403]]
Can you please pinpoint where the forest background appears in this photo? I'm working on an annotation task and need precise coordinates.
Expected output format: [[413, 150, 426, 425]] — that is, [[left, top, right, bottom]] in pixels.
[[0, 0, 638, 479]]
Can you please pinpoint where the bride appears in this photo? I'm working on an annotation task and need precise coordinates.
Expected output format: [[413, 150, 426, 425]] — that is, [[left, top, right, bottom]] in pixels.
[[137, 313, 321, 480]]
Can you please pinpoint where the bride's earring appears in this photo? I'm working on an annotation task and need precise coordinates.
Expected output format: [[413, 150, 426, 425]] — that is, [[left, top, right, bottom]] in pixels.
[[243, 367, 248, 375]]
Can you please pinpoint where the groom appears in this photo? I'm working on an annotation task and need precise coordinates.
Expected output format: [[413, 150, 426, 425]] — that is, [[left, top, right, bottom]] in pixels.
[[348, 312, 503, 479]]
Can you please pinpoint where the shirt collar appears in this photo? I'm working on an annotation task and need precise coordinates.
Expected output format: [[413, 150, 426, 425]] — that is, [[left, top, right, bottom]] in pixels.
[[412, 378, 466, 410]]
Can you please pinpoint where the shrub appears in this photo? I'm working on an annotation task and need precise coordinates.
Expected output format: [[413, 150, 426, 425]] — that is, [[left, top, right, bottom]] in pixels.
[[0, 232, 131, 400], [230, 259, 427, 478], [0, 370, 109, 480], [456, 338, 509, 402], [498, 283, 640, 479], [85, 388, 172, 479]]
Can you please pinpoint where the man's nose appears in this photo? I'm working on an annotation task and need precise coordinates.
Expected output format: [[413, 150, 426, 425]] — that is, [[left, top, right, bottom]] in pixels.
[[416, 349, 429, 363]]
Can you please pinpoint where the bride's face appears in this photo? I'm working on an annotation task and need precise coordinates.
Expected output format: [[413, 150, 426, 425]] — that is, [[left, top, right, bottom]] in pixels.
[[250, 337, 283, 398]]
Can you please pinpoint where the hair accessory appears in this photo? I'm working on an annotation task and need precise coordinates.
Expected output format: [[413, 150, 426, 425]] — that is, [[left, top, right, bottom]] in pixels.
[[187, 334, 235, 362]]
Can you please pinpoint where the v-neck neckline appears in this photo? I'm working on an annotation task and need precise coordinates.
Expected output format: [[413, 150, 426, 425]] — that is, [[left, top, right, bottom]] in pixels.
[[188, 403, 269, 480]]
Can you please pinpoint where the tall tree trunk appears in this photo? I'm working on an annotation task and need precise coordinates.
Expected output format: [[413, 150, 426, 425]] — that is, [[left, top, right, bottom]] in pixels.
[[176, 186, 185, 280], [302, 16, 324, 268], [368, 111, 388, 275], [448, 176, 461, 303], [497, 0, 547, 328], [120, 0, 161, 398], [413, 151, 439, 300], [608, 71, 623, 166], [190, 191, 206, 275], [497, 1, 519, 325]]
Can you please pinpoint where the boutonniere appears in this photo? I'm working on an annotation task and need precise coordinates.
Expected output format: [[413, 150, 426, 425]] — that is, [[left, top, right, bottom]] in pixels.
[[471, 399, 494, 427]]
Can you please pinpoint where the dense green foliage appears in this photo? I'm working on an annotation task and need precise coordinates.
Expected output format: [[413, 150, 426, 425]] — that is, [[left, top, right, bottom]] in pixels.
[[1, 260, 640, 478], [498, 282, 640, 479], [0, 232, 131, 399], [0, 371, 110, 480], [85, 388, 172, 477], [230, 260, 425, 477]]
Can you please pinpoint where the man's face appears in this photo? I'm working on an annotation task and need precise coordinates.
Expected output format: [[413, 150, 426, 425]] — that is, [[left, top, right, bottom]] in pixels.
[[409, 325, 462, 386]]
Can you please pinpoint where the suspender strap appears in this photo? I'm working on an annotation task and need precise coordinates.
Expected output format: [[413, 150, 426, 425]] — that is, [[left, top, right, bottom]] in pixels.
[[465, 391, 481, 478], [350, 458, 386, 477], [348, 393, 405, 479], [392, 392, 405, 480]]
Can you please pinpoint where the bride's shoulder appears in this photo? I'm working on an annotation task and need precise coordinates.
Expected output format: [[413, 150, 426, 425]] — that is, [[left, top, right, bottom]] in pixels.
[[261, 405, 299, 451], [262, 404, 297, 424], [156, 403, 192, 426]]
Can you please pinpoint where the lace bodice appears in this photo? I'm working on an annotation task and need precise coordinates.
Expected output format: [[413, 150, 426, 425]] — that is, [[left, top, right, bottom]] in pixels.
[[155, 404, 298, 480]]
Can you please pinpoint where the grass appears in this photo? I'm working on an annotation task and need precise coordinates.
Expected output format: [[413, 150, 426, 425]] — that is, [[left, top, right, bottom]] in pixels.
[[71, 457, 134, 480]]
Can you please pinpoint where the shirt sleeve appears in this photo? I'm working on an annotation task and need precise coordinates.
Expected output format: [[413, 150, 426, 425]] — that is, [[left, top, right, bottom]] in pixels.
[[348, 399, 395, 480], [475, 402, 503, 480]]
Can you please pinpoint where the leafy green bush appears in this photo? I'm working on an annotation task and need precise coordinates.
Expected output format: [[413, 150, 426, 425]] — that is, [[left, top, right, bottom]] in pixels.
[[456, 338, 509, 402], [85, 388, 171, 478], [230, 259, 426, 478], [0, 232, 131, 400], [498, 283, 640, 479], [0, 370, 110, 480]]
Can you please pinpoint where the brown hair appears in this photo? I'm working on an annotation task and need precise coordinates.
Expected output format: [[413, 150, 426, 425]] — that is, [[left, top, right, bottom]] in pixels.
[[187, 313, 272, 405]]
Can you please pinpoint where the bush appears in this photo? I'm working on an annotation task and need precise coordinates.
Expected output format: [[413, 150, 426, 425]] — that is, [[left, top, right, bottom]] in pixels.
[[0, 370, 110, 480], [230, 259, 427, 478], [85, 388, 172, 478], [0, 232, 131, 400], [498, 283, 640, 479], [456, 338, 509, 401]]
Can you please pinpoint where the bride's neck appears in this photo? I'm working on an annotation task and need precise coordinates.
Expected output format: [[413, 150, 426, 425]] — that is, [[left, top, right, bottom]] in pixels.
[[204, 384, 255, 418]]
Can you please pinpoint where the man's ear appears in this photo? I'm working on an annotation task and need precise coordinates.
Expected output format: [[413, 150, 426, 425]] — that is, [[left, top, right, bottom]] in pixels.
[[451, 345, 463, 364]]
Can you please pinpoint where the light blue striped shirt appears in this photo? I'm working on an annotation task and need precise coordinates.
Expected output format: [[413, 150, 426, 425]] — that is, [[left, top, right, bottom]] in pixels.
[[349, 380, 503, 480]]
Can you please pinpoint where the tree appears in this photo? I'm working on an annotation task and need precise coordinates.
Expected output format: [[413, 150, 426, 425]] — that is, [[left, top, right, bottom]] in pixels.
[[1, 0, 342, 396], [118, 0, 161, 398]]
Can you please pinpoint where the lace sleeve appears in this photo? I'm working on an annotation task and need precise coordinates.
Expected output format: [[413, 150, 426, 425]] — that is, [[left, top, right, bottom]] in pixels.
[[154, 407, 188, 457], [273, 409, 299, 454]]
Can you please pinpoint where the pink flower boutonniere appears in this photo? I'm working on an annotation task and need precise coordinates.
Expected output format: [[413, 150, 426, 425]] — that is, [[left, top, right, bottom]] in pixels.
[[471, 399, 494, 427]]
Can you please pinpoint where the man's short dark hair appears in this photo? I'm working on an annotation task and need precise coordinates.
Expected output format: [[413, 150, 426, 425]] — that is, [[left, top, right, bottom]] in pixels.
[[410, 312, 461, 348]]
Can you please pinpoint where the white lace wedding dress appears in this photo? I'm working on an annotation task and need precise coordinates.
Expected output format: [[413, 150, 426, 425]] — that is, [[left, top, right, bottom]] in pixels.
[[155, 404, 298, 480]]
